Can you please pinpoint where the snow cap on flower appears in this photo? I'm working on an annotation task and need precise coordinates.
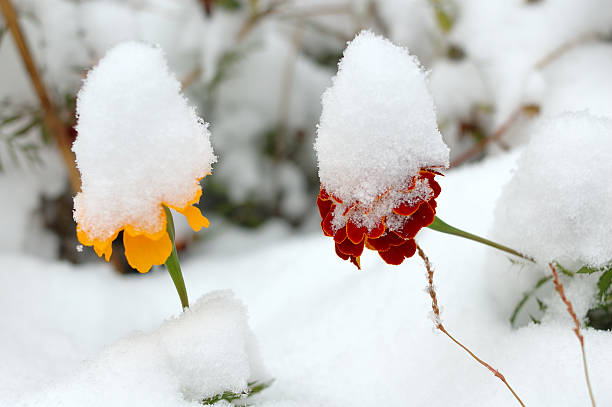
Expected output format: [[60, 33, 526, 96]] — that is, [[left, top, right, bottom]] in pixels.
[[314, 31, 448, 268], [73, 41, 216, 272], [494, 112, 612, 268], [315, 30, 449, 209]]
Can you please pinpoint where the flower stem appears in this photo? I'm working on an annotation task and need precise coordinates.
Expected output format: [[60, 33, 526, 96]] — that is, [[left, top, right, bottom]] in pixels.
[[163, 206, 189, 310], [427, 216, 535, 263]]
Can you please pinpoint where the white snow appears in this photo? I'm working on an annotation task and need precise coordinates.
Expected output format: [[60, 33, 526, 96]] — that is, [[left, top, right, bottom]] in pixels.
[[2, 153, 611, 406], [449, 0, 612, 128], [15, 290, 265, 407], [73, 42, 216, 240], [315, 30, 449, 208], [494, 112, 612, 268]]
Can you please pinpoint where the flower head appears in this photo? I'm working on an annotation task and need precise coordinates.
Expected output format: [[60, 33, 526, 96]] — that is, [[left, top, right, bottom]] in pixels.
[[314, 31, 449, 268], [73, 42, 216, 273]]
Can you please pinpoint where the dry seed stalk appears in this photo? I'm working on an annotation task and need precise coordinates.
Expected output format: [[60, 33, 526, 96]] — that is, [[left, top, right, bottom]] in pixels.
[[416, 244, 525, 407], [548, 263, 596, 407]]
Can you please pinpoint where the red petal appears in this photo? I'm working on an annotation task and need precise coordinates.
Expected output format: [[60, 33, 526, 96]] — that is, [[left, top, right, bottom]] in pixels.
[[422, 169, 444, 177], [335, 244, 350, 260], [428, 199, 438, 211], [366, 217, 386, 239], [337, 238, 365, 257], [330, 193, 343, 204], [342, 201, 357, 216], [317, 195, 334, 218], [393, 200, 421, 216], [350, 256, 361, 270], [321, 211, 335, 237], [319, 188, 330, 201], [367, 232, 404, 251], [414, 201, 436, 228], [400, 239, 417, 258], [394, 202, 435, 239], [428, 179, 441, 199], [403, 176, 417, 192], [379, 245, 406, 265], [334, 225, 347, 243], [346, 219, 367, 244]]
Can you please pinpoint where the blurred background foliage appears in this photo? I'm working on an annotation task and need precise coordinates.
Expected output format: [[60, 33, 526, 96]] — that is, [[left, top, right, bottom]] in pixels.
[[2, 0, 612, 328], [0, 0, 460, 263]]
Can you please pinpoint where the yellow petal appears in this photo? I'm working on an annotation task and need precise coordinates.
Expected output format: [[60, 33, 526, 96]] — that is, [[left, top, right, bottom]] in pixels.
[[77, 226, 114, 261], [177, 205, 210, 231], [93, 240, 113, 261], [123, 230, 172, 273]]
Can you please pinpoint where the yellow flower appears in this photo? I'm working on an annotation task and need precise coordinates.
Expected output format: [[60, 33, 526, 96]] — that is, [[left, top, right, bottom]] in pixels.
[[72, 42, 216, 275], [76, 186, 209, 273]]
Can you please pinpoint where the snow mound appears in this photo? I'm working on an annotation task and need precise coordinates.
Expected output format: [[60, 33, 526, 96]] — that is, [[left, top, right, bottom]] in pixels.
[[18, 291, 265, 407], [73, 41, 216, 241], [494, 112, 612, 267], [314, 30, 449, 206]]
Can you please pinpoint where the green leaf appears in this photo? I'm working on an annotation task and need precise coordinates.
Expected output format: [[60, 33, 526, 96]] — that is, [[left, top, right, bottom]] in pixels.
[[11, 118, 40, 138], [0, 114, 22, 126], [554, 262, 575, 277], [201, 379, 274, 405], [529, 315, 541, 324], [536, 298, 547, 312], [509, 275, 552, 327], [428, 216, 535, 262], [576, 265, 601, 274], [597, 268, 612, 304], [216, 0, 242, 10]]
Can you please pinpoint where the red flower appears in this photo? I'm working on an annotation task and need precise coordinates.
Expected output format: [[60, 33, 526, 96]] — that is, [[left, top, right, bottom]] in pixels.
[[317, 169, 442, 269]]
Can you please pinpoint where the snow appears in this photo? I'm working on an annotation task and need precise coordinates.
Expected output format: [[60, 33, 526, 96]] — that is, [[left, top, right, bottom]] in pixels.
[[73, 42, 216, 241], [14, 290, 265, 407], [493, 112, 612, 268], [539, 43, 612, 119], [3, 153, 611, 406], [2, 2, 612, 406], [315, 30, 449, 208], [450, 0, 612, 128]]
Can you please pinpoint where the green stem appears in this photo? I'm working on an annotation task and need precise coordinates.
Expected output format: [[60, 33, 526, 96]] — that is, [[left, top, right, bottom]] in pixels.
[[164, 206, 189, 310], [427, 216, 535, 263]]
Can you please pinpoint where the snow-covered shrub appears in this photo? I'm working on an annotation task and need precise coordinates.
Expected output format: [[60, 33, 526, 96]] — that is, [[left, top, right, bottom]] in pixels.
[[492, 112, 612, 328]]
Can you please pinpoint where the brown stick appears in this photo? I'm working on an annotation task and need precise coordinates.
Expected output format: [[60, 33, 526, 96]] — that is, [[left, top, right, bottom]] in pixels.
[[0, 0, 80, 192], [549, 263, 597, 407], [450, 107, 523, 168], [416, 244, 526, 406]]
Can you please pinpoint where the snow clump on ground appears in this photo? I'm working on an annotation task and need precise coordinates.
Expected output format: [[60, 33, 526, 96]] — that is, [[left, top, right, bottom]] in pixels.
[[494, 112, 612, 268], [17, 291, 266, 407]]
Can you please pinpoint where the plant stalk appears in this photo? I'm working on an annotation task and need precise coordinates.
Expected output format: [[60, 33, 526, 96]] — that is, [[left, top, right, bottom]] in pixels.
[[164, 206, 189, 310]]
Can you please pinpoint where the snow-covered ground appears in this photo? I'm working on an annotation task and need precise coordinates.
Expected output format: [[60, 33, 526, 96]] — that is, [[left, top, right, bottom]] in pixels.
[[3, 152, 610, 406]]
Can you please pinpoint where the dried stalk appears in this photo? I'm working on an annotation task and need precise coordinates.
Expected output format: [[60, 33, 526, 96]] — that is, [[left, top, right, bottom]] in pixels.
[[450, 107, 523, 168], [548, 263, 597, 407], [0, 0, 80, 192], [416, 244, 526, 406]]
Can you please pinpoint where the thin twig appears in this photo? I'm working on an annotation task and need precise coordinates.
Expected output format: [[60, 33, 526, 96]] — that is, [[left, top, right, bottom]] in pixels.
[[181, 66, 202, 90], [236, 0, 286, 41], [549, 263, 597, 407], [416, 244, 526, 407], [535, 32, 601, 70], [450, 107, 523, 168], [0, 0, 80, 192], [274, 22, 303, 161]]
